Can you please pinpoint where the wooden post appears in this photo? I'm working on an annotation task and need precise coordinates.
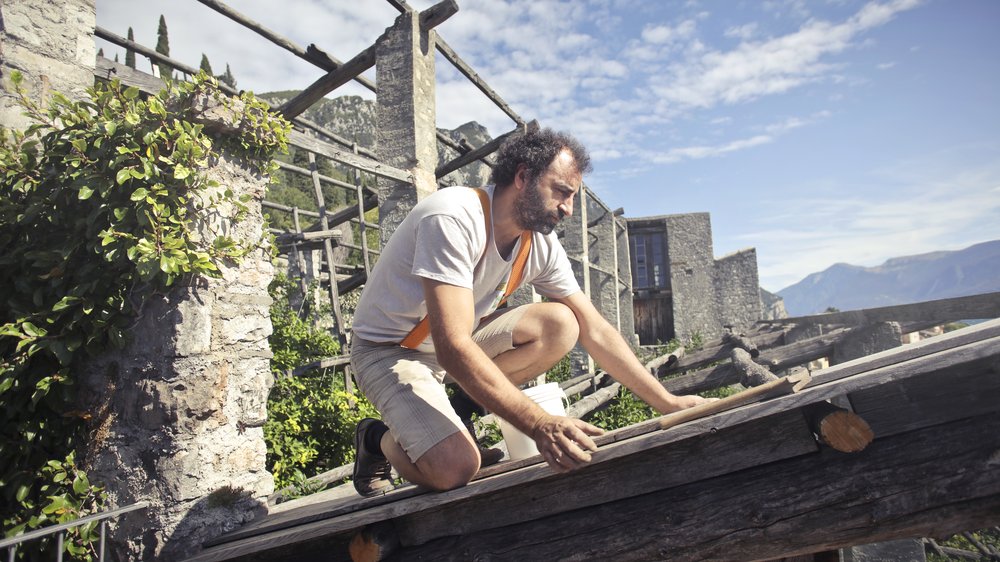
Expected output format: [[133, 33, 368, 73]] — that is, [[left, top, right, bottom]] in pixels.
[[308, 152, 347, 348]]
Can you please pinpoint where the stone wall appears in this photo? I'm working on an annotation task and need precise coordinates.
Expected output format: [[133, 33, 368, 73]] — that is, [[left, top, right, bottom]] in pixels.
[[77, 119, 276, 559], [663, 213, 720, 341], [715, 248, 762, 333], [1, 0, 96, 129], [628, 213, 763, 343]]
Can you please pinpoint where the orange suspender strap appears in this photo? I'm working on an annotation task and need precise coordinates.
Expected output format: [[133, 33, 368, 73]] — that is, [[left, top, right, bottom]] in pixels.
[[400, 189, 533, 350]]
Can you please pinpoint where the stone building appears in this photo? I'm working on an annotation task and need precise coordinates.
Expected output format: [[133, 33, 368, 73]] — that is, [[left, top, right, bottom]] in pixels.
[[627, 212, 761, 344]]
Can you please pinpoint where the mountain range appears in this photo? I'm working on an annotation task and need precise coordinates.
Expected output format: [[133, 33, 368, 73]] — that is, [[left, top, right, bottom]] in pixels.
[[776, 240, 1000, 316]]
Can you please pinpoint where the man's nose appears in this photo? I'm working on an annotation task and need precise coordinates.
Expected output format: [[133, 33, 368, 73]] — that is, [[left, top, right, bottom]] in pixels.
[[558, 201, 573, 217]]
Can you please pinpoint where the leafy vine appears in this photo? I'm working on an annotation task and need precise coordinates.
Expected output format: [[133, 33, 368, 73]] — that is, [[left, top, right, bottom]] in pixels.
[[0, 71, 289, 556]]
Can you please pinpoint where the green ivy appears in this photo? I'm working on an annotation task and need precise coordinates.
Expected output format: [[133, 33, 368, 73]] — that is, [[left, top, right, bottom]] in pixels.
[[0, 71, 289, 557], [264, 274, 377, 490]]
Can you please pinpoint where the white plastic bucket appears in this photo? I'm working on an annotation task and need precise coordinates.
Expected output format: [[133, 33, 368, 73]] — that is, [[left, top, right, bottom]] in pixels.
[[498, 382, 569, 461]]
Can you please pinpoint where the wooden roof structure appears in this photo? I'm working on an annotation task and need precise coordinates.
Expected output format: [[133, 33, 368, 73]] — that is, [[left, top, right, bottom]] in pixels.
[[186, 294, 1000, 561]]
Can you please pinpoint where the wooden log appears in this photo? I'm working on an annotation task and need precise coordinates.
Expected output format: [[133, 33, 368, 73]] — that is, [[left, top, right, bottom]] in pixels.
[[659, 371, 811, 431], [566, 383, 620, 419], [658, 326, 786, 377], [645, 346, 685, 374], [761, 291, 1000, 327], [732, 347, 778, 387], [802, 400, 874, 453], [724, 331, 759, 357], [348, 522, 399, 562]]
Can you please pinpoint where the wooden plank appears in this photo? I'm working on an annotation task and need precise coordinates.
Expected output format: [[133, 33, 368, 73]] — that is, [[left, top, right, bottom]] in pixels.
[[808, 318, 1000, 386], [197, 328, 1000, 560], [193, 410, 816, 561], [848, 355, 1000, 438], [194, 0, 376, 92], [762, 291, 1000, 327], [287, 131, 410, 183], [395, 411, 1000, 561], [393, 410, 816, 548]]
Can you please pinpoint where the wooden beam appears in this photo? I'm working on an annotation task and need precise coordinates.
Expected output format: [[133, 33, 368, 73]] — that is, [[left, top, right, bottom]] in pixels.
[[194, 0, 375, 92], [434, 122, 535, 179], [287, 130, 410, 183], [385, 0, 524, 126], [724, 331, 760, 357], [279, 0, 457, 120], [761, 291, 1000, 327], [802, 400, 874, 453], [398, 411, 1000, 561]]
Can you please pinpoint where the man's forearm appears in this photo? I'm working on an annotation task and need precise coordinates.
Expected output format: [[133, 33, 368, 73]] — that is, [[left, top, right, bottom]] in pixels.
[[579, 322, 690, 414]]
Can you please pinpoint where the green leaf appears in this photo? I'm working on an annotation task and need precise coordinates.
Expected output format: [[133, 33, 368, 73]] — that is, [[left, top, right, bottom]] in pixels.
[[174, 165, 191, 180], [52, 296, 80, 311], [130, 188, 149, 201], [78, 185, 95, 200], [21, 321, 46, 337], [116, 168, 132, 185], [72, 473, 90, 495]]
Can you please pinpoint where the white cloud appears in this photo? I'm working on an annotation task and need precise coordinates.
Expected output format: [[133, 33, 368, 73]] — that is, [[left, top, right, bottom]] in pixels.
[[877, 61, 897, 70], [641, 20, 697, 44], [724, 23, 759, 41]]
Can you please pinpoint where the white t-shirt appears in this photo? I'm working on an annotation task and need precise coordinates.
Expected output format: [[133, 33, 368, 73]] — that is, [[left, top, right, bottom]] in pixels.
[[352, 185, 580, 352]]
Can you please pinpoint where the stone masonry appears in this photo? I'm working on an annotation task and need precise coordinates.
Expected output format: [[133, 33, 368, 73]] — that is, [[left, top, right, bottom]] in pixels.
[[628, 212, 763, 344], [78, 141, 276, 560], [1, 0, 96, 129]]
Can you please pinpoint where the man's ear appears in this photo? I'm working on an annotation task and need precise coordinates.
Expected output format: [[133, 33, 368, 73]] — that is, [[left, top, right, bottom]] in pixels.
[[514, 164, 529, 191]]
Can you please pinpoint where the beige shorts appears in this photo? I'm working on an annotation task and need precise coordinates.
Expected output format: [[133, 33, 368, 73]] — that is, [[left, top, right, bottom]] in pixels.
[[350, 305, 529, 463]]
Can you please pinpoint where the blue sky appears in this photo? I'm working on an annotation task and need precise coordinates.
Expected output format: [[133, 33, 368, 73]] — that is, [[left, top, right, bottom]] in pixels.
[[96, 0, 1000, 292]]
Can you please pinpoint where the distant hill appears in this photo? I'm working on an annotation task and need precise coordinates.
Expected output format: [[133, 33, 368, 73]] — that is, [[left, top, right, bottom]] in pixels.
[[776, 240, 1000, 316], [258, 91, 492, 187]]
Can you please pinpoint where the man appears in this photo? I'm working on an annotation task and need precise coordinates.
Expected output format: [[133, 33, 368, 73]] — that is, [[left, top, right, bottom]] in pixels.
[[349, 128, 711, 497]]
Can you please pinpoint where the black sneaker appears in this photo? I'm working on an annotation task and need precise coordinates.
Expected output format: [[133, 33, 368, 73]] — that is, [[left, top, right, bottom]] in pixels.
[[353, 418, 394, 498]]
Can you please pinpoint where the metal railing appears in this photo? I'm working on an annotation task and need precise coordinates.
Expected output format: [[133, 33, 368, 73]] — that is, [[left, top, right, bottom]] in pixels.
[[0, 501, 148, 562]]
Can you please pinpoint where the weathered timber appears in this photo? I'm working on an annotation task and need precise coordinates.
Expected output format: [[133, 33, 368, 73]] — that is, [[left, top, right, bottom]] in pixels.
[[566, 382, 620, 419], [724, 331, 759, 357], [658, 325, 786, 376], [762, 291, 1000, 327], [659, 371, 811, 431], [760, 327, 851, 371], [395, 411, 1000, 561], [192, 410, 816, 561], [434, 122, 536, 179], [645, 346, 685, 374], [279, 0, 457, 120], [287, 131, 410, 183], [94, 27, 213, 89], [276, 159, 370, 194], [732, 347, 778, 387], [191, 324, 1000, 562], [802, 400, 874, 453], [384, 0, 524, 126], [194, 0, 376, 92], [275, 229, 341, 246], [661, 327, 850, 396], [262, 200, 320, 219], [95, 57, 163, 94]]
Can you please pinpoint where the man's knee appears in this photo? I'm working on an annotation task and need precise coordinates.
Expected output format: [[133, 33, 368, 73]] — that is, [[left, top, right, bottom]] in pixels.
[[539, 302, 580, 349], [416, 431, 481, 491]]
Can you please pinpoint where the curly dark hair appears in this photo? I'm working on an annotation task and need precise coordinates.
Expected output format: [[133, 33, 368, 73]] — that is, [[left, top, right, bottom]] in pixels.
[[489, 127, 592, 190]]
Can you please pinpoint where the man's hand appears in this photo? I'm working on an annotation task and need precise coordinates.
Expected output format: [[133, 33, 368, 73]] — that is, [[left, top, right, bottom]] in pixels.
[[530, 415, 605, 473], [662, 394, 719, 414]]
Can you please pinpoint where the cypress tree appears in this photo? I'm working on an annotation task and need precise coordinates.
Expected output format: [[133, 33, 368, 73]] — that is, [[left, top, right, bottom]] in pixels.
[[97, 47, 104, 58], [125, 27, 136, 69], [218, 63, 237, 89], [155, 15, 171, 79], [199, 53, 214, 76]]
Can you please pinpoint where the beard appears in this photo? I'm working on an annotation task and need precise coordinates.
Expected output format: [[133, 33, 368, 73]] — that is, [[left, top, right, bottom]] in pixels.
[[514, 177, 563, 234]]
